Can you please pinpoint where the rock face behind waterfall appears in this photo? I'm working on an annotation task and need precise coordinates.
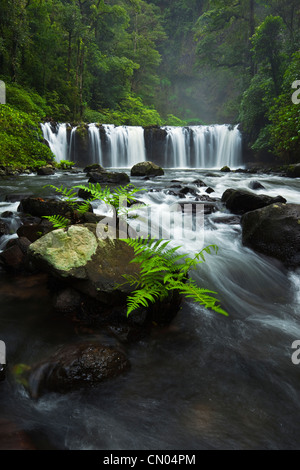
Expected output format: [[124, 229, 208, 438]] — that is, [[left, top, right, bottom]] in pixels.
[[241, 203, 300, 268], [222, 189, 286, 215]]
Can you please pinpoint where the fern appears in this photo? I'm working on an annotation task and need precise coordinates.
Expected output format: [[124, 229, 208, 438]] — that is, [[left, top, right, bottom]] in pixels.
[[74, 183, 146, 217], [43, 215, 70, 229], [120, 237, 228, 317]]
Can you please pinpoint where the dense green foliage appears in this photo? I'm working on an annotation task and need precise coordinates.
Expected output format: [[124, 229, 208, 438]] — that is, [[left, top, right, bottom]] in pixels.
[[0, 0, 299, 163], [0, 104, 54, 168]]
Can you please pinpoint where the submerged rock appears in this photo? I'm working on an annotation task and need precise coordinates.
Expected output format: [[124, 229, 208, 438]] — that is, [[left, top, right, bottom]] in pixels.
[[241, 203, 300, 268], [249, 180, 266, 190], [28, 342, 130, 397], [222, 189, 286, 215], [131, 161, 164, 177]]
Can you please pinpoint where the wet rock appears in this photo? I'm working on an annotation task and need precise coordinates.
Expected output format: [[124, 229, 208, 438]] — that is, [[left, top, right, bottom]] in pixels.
[[220, 166, 231, 172], [28, 225, 140, 305], [0, 237, 31, 272], [78, 188, 93, 200], [205, 187, 215, 194], [178, 186, 198, 198], [88, 171, 130, 185], [222, 189, 286, 215], [131, 161, 164, 177], [211, 215, 241, 225], [53, 288, 83, 314], [0, 220, 10, 237], [241, 203, 300, 268], [1, 211, 14, 218], [192, 179, 206, 187], [84, 164, 105, 173], [36, 166, 55, 176], [286, 164, 300, 178], [28, 342, 130, 397], [17, 219, 53, 243], [249, 180, 266, 190], [17, 197, 81, 221]]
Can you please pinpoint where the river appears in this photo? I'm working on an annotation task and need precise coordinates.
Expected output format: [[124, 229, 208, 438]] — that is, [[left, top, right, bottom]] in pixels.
[[0, 168, 299, 450]]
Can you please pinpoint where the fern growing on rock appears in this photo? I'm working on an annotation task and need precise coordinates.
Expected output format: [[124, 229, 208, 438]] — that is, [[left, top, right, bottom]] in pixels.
[[120, 237, 228, 317]]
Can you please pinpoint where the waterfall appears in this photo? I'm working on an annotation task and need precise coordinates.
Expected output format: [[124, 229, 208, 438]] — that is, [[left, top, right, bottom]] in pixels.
[[163, 126, 190, 168], [163, 124, 242, 169], [68, 126, 77, 163], [41, 122, 69, 163], [41, 122, 242, 169], [103, 125, 146, 167]]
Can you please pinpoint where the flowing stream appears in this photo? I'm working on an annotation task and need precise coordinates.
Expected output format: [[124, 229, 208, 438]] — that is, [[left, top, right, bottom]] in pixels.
[[0, 168, 299, 450]]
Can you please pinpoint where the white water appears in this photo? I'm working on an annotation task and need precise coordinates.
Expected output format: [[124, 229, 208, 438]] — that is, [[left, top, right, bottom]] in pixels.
[[88, 124, 102, 164], [41, 123, 242, 169], [163, 124, 242, 169], [41, 123, 69, 163]]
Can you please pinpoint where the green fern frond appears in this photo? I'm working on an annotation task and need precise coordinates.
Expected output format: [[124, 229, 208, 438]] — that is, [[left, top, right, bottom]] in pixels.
[[120, 237, 228, 317], [43, 215, 70, 229]]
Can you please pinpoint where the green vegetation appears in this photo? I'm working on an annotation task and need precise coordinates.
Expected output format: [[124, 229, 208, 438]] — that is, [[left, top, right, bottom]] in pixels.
[[43, 182, 146, 228], [41, 182, 228, 318], [120, 237, 228, 317], [0, 0, 299, 164], [56, 160, 75, 170], [0, 104, 54, 169]]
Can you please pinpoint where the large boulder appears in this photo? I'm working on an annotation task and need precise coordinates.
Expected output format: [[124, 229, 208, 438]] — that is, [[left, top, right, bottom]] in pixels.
[[17, 197, 92, 224], [18, 197, 75, 218], [0, 237, 31, 272], [28, 342, 130, 397], [222, 189, 286, 214], [241, 203, 300, 268], [28, 224, 183, 328], [131, 161, 164, 177], [88, 171, 130, 185], [28, 224, 140, 305]]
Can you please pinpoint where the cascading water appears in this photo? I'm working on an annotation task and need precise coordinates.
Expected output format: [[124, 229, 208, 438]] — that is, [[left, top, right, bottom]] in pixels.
[[163, 124, 242, 169], [40, 122, 69, 163], [88, 124, 102, 164], [164, 126, 190, 168], [41, 122, 242, 168], [68, 126, 77, 163], [103, 125, 146, 167]]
